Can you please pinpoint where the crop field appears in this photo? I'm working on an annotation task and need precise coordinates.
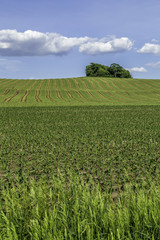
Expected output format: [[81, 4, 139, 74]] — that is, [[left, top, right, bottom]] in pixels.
[[0, 78, 160, 239], [0, 77, 160, 106]]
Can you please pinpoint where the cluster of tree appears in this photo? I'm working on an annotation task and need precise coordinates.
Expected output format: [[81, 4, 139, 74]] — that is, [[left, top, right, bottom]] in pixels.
[[86, 63, 132, 78]]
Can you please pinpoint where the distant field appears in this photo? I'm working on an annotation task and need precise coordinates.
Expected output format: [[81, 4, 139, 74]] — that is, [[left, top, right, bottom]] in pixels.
[[0, 77, 160, 106]]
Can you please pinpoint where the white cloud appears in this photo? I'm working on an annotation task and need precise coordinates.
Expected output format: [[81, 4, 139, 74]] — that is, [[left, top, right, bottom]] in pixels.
[[151, 39, 159, 43], [129, 67, 147, 73], [146, 61, 160, 68], [0, 29, 90, 56], [0, 30, 134, 56], [137, 43, 160, 55], [79, 37, 133, 55]]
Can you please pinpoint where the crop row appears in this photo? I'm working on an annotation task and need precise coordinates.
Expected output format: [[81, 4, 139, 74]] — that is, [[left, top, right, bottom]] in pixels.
[[1, 105, 160, 191], [0, 77, 160, 106]]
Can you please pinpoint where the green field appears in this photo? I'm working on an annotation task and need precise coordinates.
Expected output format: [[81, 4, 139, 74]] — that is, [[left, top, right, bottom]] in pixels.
[[0, 77, 160, 106], [0, 78, 160, 239]]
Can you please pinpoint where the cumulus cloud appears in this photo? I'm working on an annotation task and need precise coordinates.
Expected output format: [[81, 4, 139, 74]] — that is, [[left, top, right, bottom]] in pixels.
[[0, 29, 133, 56], [79, 37, 133, 55], [0, 29, 90, 56], [137, 43, 160, 55], [146, 61, 160, 68], [151, 39, 159, 43], [129, 67, 147, 73]]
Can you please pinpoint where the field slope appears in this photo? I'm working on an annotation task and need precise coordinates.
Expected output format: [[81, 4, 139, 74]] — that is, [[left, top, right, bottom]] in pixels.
[[0, 77, 160, 106]]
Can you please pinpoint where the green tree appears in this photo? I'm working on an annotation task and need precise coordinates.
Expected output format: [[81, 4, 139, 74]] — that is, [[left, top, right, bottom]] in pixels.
[[121, 69, 132, 78], [97, 67, 110, 77], [86, 63, 110, 77], [86, 63, 99, 77], [85, 62, 131, 78], [108, 63, 123, 78]]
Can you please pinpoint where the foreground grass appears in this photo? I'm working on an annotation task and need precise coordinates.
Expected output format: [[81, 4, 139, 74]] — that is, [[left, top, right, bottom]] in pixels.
[[0, 105, 160, 239], [1, 174, 160, 240]]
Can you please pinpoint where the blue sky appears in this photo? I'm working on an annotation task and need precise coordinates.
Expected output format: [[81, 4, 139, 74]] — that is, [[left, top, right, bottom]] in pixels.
[[0, 0, 160, 79]]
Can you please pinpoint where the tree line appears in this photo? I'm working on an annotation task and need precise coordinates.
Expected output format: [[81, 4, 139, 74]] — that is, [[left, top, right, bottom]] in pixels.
[[86, 63, 132, 78]]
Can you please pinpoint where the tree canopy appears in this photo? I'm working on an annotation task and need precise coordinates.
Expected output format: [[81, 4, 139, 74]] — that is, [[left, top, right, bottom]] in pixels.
[[86, 63, 132, 78]]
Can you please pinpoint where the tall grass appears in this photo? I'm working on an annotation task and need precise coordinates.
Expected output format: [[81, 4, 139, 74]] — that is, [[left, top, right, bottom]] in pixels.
[[0, 172, 160, 239]]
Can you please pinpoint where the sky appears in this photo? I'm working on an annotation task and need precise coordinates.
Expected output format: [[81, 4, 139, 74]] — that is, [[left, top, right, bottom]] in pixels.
[[0, 0, 160, 79]]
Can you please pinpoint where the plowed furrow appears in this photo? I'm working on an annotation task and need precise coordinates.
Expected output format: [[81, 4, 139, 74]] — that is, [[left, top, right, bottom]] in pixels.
[[86, 91, 98, 100], [74, 79, 81, 89], [56, 90, 64, 100], [0, 79, 11, 86], [35, 81, 44, 102], [152, 91, 160, 95], [18, 81, 30, 91], [2, 79, 28, 103], [113, 82, 126, 91], [98, 81, 107, 90], [21, 90, 29, 102], [4, 90, 19, 102], [88, 80, 96, 89], [97, 91, 111, 100], [66, 91, 83, 102], [75, 91, 86, 99], [142, 82, 160, 89], [67, 79, 72, 89], [105, 82, 112, 90], [131, 82, 146, 90], [4, 89, 10, 95], [125, 92, 130, 95], [96, 79, 112, 90], [46, 90, 56, 102], [0, 89, 10, 97], [123, 81, 139, 90], [35, 90, 42, 102], [115, 91, 135, 100], [140, 81, 158, 90], [1, 80, 18, 89], [110, 82, 121, 91], [46, 80, 56, 102], [20, 81, 37, 102], [134, 92, 152, 97], [60, 80, 65, 89], [66, 91, 73, 99], [104, 91, 124, 101], [54, 79, 58, 89], [82, 80, 90, 89], [118, 81, 132, 90]]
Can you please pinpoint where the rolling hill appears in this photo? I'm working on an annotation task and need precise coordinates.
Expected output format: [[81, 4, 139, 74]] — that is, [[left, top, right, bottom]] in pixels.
[[0, 77, 160, 106]]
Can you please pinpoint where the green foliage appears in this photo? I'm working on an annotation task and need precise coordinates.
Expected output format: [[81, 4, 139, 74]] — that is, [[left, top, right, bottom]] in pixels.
[[86, 63, 111, 77], [86, 62, 132, 78], [109, 63, 123, 77], [121, 69, 132, 78], [1, 175, 160, 239]]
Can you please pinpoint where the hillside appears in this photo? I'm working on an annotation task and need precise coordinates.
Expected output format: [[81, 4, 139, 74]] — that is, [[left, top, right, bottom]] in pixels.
[[0, 77, 160, 106]]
